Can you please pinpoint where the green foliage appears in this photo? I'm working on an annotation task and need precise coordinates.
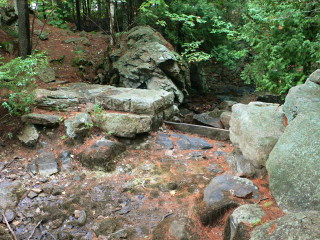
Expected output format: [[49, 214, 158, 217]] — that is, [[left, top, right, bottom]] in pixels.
[[138, 0, 246, 69], [0, 53, 48, 115], [0, 0, 8, 7], [241, 0, 320, 94]]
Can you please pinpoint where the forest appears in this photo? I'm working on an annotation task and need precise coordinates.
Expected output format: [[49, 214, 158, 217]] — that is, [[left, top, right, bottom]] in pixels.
[[0, 0, 319, 239]]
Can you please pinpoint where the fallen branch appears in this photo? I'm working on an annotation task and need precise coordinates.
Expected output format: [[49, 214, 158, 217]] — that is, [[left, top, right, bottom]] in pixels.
[[27, 220, 42, 240], [2, 213, 17, 240]]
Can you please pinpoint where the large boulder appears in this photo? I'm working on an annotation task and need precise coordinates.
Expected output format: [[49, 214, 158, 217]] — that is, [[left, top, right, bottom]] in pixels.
[[109, 26, 190, 103], [92, 112, 152, 138], [250, 211, 320, 240], [283, 69, 320, 122], [78, 138, 126, 171], [266, 112, 320, 212], [230, 102, 286, 168]]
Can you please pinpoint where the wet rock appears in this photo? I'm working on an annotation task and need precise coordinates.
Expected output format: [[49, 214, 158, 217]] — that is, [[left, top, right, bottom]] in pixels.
[[35, 151, 59, 176], [156, 134, 174, 149], [224, 204, 265, 240], [64, 112, 92, 139], [21, 113, 61, 127], [220, 111, 232, 130], [204, 175, 258, 206], [230, 102, 286, 168], [193, 110, 224, 128], [92, 112, 152, 138], [17, 124, 39, 147], [78, 138, 126, 171], [251, 211, 320, 240], [0, 181, 24, 209], [153, 217, 199, 240], [267, 112, 320, 212], [283, 69, 320, 122], [174, 133, 213, 150]]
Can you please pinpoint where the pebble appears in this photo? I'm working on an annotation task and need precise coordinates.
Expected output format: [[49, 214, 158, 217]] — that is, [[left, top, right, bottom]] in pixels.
[[31, 188, 43, 194], [27, 191, 38, 199], [3, 209, 15, 222]]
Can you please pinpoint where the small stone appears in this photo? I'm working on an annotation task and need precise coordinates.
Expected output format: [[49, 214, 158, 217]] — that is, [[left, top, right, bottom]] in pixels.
[[28, 191, 38, 199], [3, 209, 15, 222], [31, 188, 42, 194], [38, 193, 47, 198], [17, 124, 39, 147]]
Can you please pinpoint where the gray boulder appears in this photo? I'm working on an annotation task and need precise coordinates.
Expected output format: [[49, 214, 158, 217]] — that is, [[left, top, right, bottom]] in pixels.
[[224, 204, 265, 240], [110, 26, 190, 103], [17, 124, 39, 147], [21, 113, 61, 127], [29, 151, 59, 176], [204, 175, 258, 207], [78, 138, 126, 171], [64, 113, 92, 139], [251, 211, 320, 240], [92, 112, 152, 138], [230, 102, 286, 168], [283, 70, 320, 122], [266, 112, 320, 212]]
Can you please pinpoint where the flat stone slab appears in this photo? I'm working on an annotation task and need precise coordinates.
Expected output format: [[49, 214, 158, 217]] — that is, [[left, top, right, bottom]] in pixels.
[[21, 113, 61, 126], [164, 121, 230, 141], [193, 111, 224, 128], [35, 83, 174, 116]]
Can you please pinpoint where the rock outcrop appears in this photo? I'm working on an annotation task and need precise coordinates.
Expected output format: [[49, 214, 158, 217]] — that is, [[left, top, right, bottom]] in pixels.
[[266, 112, 320, 212], [283, 69, 320, 122], [109, 26, 190, 103], [251, 211, 320, 240], [35, 82, 175, 138]]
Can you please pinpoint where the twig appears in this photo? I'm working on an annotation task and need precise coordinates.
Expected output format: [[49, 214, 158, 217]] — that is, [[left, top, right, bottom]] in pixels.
[[0, 157, 17, 173], [160, 212, 174, 223], [2, 213, 17, 240], [256, 197, 269, 205], [27, 220, 42, 240]]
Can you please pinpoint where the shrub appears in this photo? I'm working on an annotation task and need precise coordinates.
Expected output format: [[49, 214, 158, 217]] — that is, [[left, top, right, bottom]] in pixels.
[[0, 52, 48, 115]]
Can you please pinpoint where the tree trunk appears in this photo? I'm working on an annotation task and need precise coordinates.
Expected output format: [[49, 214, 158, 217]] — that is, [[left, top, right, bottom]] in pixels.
[[108, 0, 115, 45], [75, 0, 82, 30], [17, 0, 31, 58]]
